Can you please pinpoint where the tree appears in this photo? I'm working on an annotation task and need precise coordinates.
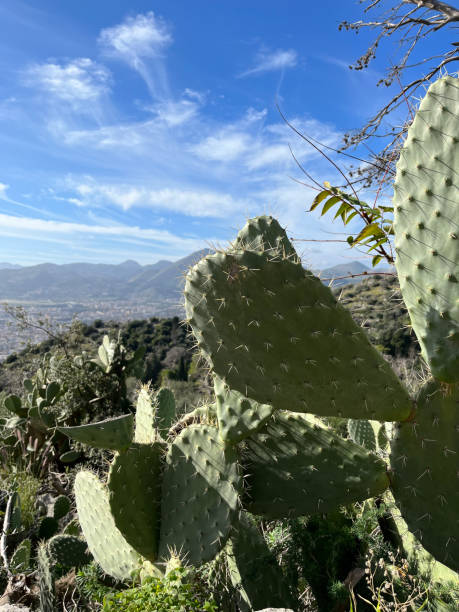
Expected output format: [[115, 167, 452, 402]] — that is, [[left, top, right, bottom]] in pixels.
[[339, 0, 459, 184], [284, 2, 458, 267]]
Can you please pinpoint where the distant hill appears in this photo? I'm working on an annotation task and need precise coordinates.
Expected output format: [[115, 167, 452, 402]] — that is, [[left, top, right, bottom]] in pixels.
[[0, 253, 376, 301], [317, 261, 370, 287], [0, 251, 211, 302], [0, 262, 22, 270]]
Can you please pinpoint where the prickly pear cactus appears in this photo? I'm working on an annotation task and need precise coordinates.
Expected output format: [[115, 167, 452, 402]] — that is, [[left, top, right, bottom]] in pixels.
[[391, 380, 459, 571], [184, 249, 411, 421], [180, 76, 458, 575], [394, 76, 459, 383], [108, 442, 163, 562], [134, 385, 156, 444], [226, 513, 295, 611], [74, 470, 141, 580], [347, 419, 377, 451], [232, 214, 299, 261], [159, 424, 242, 565], [37, 541, 55, 612], [9, 539, 31, 574], [243, 411, 389, 518], [214, 375, 274, 444], [58, 413, 134, 450], [47, 534, 91, 569]]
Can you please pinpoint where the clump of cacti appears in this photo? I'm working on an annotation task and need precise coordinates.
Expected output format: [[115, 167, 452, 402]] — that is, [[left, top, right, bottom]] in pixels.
[[182, 75, 458, 572], [60, 76, 457, 607], [62, 385, 243, 579], [3, 356, 63, 430]]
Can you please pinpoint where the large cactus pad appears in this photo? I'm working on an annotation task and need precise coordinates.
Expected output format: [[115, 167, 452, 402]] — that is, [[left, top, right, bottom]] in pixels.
[[74, 471, 141, 580], [108, 443, 163, 562], [185, 250, 411, 421], [232, 215, 298, 260], [391, 380, 459, 571], [159, 424, 241, 565], [59, 414, 134, 451], [394, 76, 459, 382], [214, 375, 274, 444], [243, 411, 389, 518]]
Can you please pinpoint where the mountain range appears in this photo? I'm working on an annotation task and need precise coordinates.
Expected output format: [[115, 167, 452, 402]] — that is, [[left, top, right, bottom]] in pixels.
[[0, 253, 370, 302]]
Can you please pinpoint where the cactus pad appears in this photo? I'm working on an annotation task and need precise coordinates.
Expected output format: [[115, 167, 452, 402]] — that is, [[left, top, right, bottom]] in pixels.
[[347, 419, 377, 451], [37, 541, 55, 612], [154, 388, 176, 439], [134, 386, 156, 444], [185, 249, 411, 421], [214, 375, 274, 444], [243, 411, 389, 518], [159, 424, 241, 565], [53, 495, 71, 520], [59, 414, 134, 451], [10, 539, 31, 573], [108, 443, 163, 562], [232, 215, 298, 260], [227, 514, 294, 611], [394, 76, 459, 382], [48, 534, 91, 569], [391, 380, 459, 571], [38, 516, 58, 540], [74, 470, 141, 580]]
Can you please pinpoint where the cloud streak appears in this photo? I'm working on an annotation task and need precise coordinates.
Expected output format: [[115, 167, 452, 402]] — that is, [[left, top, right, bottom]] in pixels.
[[0, 212, 209, 253], [239, 48, 298, 77], [98, 12, 172, 99], [24, 58, 111, 108]]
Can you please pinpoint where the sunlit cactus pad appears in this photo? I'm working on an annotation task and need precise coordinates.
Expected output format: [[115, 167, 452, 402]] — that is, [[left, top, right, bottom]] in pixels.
[[214, 375, 274, 444], [74, 470, 140, 580], [391, 380, 459, 571], [394, 76, 459, 382], [58, 413, 134, 450], [185, 249, 411, 421], [134, 386, 156, 444], [159, 424, 241, 565], [232, 214, 298, 260], [243, 411, 389, 518], [108, 443, 163, 562]]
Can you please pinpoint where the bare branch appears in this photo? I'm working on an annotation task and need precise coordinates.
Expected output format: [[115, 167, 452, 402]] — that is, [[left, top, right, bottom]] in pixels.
[[339, 0, 459, 164]]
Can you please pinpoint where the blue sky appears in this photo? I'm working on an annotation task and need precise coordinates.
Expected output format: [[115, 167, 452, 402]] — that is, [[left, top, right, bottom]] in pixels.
[[0, 1, 455, 267]]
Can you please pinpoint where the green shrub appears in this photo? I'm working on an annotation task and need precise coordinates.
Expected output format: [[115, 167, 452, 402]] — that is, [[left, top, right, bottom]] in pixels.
[[102, 568, 217, 612], [0, 470, 41, 527]]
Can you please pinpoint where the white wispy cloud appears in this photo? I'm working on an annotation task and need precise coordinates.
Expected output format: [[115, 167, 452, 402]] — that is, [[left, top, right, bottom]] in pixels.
[[99, 12, 172, 98], [0, 213, 208, 253], [150, 97, 201, 126], [192, 132, 250, 162], [24, 58, 111, 106], [65, 180, 252, 217], [239, 48, 298, 77]]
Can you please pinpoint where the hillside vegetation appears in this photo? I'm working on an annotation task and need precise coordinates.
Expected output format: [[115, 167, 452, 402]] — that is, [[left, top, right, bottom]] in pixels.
[[0, 273, 455, 612]]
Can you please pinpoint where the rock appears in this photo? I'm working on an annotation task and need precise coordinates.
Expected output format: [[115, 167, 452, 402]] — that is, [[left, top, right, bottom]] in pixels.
[[255, 609, 294, 612], [0, 605, 31, 611]]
